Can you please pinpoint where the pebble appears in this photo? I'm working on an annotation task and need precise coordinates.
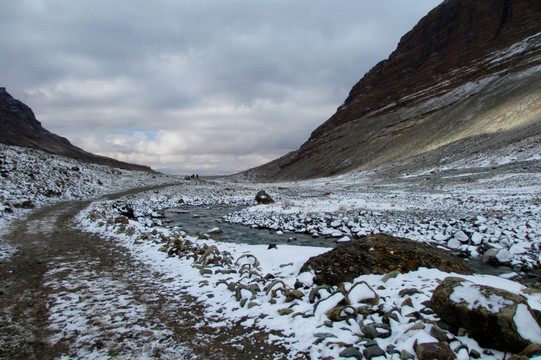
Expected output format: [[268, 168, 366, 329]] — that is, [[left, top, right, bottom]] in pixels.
[[339, 347, 363, 359], [363, 344, 385, 359], [447, 239, 461, 249], [454, 231, 469, 243], [361, 323, 392, 339], [471, 232, 483, 245], [495, 249, 513, 263]]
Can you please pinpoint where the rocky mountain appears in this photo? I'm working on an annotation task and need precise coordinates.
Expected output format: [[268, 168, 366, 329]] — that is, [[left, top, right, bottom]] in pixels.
[[242, 0, 541, 181], [0, 88, 153, 172]]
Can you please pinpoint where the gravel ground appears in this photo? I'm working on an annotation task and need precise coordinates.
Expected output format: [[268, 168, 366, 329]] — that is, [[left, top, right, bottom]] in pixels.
[[0, 186, 299, 360]]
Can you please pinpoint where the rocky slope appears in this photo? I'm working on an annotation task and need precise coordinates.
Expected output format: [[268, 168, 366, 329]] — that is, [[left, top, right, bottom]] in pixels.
[[0, 88, 153, 172], [242, 0, 541, 181]]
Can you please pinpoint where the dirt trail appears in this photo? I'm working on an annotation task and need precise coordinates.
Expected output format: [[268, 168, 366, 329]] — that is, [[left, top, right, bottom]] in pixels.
[[0, 188, 297, 359]]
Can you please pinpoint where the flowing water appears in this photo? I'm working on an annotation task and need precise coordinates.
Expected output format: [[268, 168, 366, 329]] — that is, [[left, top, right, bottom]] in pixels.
[[163, 205, 336, 248], [163, 204, 541, 287]]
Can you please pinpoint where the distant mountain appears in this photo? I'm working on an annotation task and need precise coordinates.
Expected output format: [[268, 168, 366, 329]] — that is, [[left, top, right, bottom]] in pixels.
[[0, 88, 153, 172], [242, 0, 541, 181]]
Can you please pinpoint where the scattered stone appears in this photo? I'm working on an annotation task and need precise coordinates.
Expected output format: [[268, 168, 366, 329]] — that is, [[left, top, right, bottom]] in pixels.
[[447, 238, 461, 250], [471, 232, 484, 245], [414, 342, 456, 360], [357, 305, 376, 317], [255, 190, 274, 204], [452, 344, 468, 354], [399, 288, 421, 297], [199, 268, 213, 275], [327, 306, 357, 322], [207, 227, 222, 234], [114, 216, 129, 225], [401, 297, 413, 308], [254, 333, 269, 342], [357, 339, 378, 347], [247, 302, 258, 309], [382, 271, 401, 282], [430, 276, 541, 353], [300, 234, 473, 286], [519, 343, 541, 358], [405, 323, 425, 333], [454, 231, 469, 243], [429, 325, 448, 343], [216, 269, 237, 275], [360, 323, 392, 339], [323, 320, 333, 327], [339, 347, 363, 359], [495, 249, 513, 264], [337, 236, 351, 243], [267, 243, 277, 250], [508, 356, 528, 360], [469, 349, 481, 359], [277, 308, 294, 316], [400, 350, 415, 360], [386, 344, 399, 355], [433, 233, 448, 242], [383, 310, 400, 325], [363, 344, 385, 359], [285, 289, 304, 302], [314, 332, 337, 339], [483, 248, 514, 265]]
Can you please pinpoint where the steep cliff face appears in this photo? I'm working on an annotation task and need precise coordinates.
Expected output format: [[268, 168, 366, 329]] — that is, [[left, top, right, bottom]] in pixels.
[[243, 0, 541, 181], [0, 88, 154, 172]]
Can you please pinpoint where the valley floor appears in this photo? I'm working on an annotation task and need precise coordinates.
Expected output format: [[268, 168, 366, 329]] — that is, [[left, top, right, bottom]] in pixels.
[[1, 144, 541, 359]]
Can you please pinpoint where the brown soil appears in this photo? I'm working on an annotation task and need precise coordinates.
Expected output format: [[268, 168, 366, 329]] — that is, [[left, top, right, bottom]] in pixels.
[[0, 186, 303, 359]]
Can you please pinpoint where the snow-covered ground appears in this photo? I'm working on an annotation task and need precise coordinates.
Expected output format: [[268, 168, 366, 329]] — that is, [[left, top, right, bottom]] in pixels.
[[2, 143, 541, 358], [75, 166, 540, 358], [0, 144, 179, 228]]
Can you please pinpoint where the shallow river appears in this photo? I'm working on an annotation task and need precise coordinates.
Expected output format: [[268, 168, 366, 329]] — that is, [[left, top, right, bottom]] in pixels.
[[164, 205, 335, 248], [163, 205, 541, 286]]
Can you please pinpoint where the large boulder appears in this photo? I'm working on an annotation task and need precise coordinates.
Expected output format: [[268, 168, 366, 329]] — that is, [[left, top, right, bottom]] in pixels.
[[299, 233, 473, 286], [255, 190, 275, 204], [430, 277, 541, 353]]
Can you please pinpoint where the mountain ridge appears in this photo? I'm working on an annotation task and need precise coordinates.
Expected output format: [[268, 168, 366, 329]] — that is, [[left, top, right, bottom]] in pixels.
[[241, 0, 541, 181], [0, 87, 154, 173]]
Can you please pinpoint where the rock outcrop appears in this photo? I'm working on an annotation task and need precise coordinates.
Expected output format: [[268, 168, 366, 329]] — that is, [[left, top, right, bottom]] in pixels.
[[255, 190, 275, 205], [0, 88, 153, 172], [299, 233, 473, 286], [430, 277, 541, 353], [241, 0, 541, 181]]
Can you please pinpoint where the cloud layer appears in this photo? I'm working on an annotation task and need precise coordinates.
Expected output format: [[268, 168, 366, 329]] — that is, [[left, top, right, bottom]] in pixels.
[[1, 0, 441, 174]]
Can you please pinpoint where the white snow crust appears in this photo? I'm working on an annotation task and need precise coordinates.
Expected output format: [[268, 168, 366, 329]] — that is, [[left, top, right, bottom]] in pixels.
[[1, 137, 540, 358]]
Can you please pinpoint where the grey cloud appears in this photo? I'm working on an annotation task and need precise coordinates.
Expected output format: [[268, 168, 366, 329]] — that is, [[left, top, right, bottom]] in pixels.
[[0, 0, 442, 174]]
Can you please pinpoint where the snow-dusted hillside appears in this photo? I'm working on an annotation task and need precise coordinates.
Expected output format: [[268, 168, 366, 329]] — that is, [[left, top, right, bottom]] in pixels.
[[0, 144, 179, 229]]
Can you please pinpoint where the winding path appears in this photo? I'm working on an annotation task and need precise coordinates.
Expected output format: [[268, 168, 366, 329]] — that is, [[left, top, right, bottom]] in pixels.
[[0, 188, 296, 359]]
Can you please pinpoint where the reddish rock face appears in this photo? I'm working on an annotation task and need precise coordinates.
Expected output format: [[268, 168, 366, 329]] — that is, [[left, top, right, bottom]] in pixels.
[[309, 0, 541, 142], [243, 0, 541, 181]]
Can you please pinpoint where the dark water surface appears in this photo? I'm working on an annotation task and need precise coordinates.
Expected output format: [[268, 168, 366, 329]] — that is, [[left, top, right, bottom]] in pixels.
[[163, 205, 335, 248]]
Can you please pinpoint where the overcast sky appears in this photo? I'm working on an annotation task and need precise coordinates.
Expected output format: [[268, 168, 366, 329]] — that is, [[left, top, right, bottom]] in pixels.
[[1, 0, 441, 175]]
